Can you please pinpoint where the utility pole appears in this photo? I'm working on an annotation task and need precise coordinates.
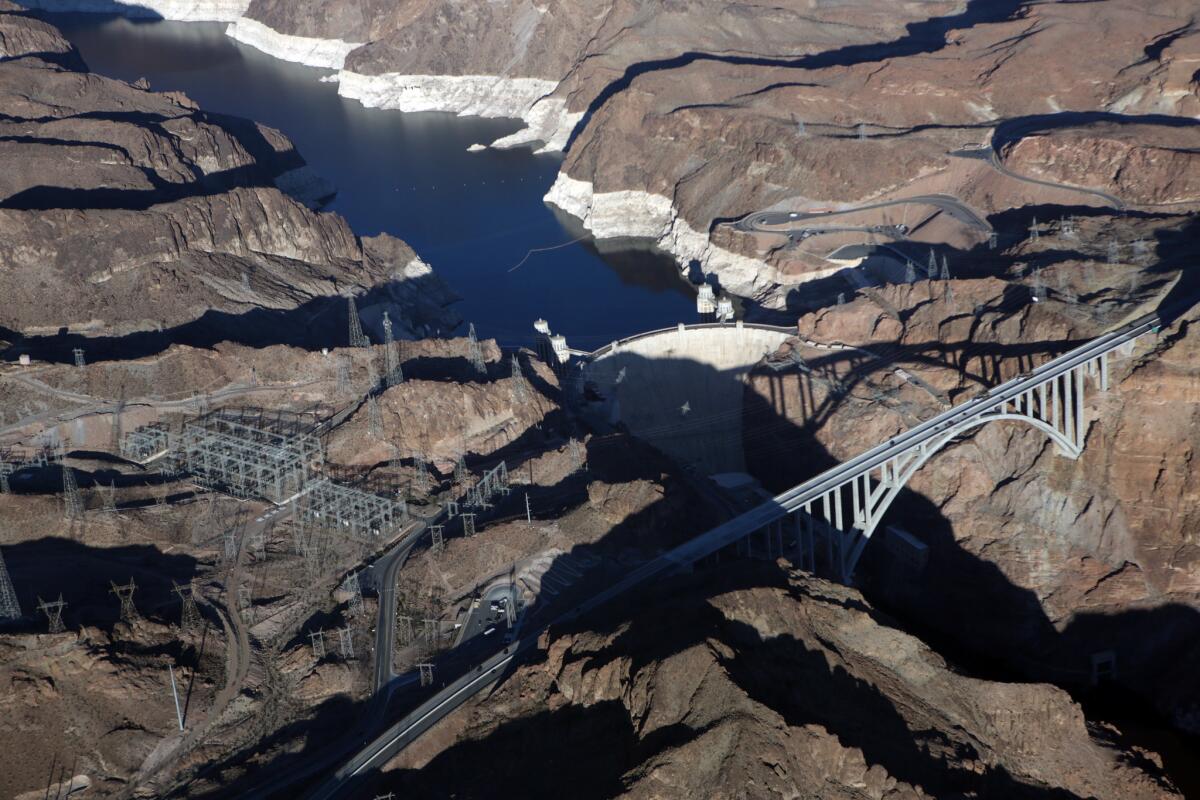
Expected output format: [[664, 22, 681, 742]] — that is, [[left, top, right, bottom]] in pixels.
[[0, 547, 21, 620], [169, 664, 184, 731], [110, 578, 138, 622], [37, 595, 66, 633]]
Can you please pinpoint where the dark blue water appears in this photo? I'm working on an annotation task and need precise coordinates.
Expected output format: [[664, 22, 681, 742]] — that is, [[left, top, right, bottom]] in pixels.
[[49, 14, 696, 349]]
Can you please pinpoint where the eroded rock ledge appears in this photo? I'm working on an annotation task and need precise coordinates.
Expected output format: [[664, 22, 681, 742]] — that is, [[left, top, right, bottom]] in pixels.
[[0, 2, 456, 339]]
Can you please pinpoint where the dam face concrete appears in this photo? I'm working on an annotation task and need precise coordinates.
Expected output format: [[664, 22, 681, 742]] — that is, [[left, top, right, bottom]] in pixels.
[[582, 323, 792, 475]]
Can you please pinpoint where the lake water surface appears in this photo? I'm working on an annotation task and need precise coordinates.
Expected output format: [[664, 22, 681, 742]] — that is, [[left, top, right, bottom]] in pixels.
[[49, 13, 697, 349]]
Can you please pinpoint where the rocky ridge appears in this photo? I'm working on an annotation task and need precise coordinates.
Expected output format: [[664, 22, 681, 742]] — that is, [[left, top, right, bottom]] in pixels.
[[382, 565, 1183, 799], [0, 3, 455, 340]]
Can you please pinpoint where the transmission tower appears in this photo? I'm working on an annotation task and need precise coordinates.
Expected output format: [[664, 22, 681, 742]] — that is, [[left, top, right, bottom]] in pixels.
[[1060, 216, 1077, 238], [926, 249, 937, 280], [61, 461, 83, 521], [467, 324, 486, 375], [110, 578, 138, 622], [857, 122, 866, 141], [418, 663, 435, 687], [173, 581, 202, 632], [796, 118, 806, 137], [347, 295, 369, 348], [367, 394, 384, 438], [1028, 216, 1039, 242], [413, 454, 430, 494], [337, 626, 354, 660], [429, 525, 444, 555], [397, 614, 415, 646], [1132, 237, 1150, 263], [310, 629, 326, 660], [73, 348, 85, 369], [510, 354, 528, 401], [453, 454, 468, 487], [988, 231, 998, 249], [37, 595, 66, 633], [336, 355, 350, 394], [101, 481, 117, 513], [110, 385, 126, 454], [0, 547, 21, 620], [904, 260, 916, 283], [238, 585, 252, 621], [382, 312, 403, 387], [1107, 239, 1121, 264], [0, 462, 9, 495], [342, 572, 365, 618], [569, 438, 585, 470], [462, 513, 476, 538]]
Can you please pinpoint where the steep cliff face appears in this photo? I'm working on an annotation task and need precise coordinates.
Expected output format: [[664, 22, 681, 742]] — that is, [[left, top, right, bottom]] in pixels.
[[227, 0, 956, 149], [736, 233, 1200, 732], [1000, 123, 1200, 207], [381, 566, 1182, 799], [546, 0, 1200, 306], [0, 3, 455, 339]]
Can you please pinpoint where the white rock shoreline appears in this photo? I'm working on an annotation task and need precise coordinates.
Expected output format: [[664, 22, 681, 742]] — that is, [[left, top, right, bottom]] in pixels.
[[545, 173, 844, 308], [225, 16, 360, 69]]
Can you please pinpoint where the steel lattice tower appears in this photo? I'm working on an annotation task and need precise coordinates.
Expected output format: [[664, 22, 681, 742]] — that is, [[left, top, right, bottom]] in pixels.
[[310, 629, 326, 660], [37, 594, 66, 633], [467, 324, 486, 375], [342, 572, 365, 618], [61, 462, 83, 520], [347, 295, 369, 348], [338, 626, 354, 659], [382, 312, 403, 387], [0, 547, 21, 620], [174, 581, 202, 632], [110, 578, 138, 622], [510, 354, 528, 401]]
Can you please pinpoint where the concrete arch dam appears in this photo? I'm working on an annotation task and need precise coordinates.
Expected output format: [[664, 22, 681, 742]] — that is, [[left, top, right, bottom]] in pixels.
[[581, 322, 794, 475]]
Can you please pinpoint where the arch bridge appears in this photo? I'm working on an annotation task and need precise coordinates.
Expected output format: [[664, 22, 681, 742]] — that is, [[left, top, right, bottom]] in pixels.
[[660, 312, 1157, 581]]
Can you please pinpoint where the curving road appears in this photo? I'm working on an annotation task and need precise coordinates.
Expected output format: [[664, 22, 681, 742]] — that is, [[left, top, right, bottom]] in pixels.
[[734, 194, 993, 236], [953, 144, 1126, 210]]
